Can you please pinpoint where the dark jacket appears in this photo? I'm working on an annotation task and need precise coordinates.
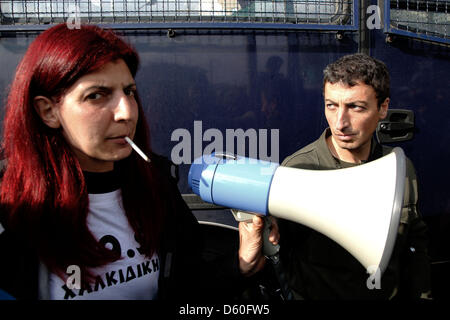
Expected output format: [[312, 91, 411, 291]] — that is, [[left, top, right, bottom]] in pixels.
[[0, 154, 243, 300], [278, 128, 432, 299]]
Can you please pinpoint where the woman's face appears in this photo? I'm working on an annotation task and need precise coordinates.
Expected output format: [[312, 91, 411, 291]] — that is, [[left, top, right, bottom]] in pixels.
[[40, 59, 139, 172]]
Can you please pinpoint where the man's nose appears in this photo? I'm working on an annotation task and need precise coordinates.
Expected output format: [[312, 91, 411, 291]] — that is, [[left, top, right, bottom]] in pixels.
[[335, 107, 349, 131]]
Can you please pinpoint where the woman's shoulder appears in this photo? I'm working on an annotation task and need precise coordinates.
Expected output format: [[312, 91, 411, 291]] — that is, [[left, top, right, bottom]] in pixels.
[[150, 152, 179, 185]]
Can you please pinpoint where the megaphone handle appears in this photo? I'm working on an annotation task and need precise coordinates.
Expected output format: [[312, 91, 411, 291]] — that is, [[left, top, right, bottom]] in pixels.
[[262, 217, 294, 300], [230, 209, 280, 257], [262, 216, 280, 257]]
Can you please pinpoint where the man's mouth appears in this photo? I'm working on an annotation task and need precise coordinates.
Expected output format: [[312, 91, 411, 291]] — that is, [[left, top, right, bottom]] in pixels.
[[335, 133, 356, 141]]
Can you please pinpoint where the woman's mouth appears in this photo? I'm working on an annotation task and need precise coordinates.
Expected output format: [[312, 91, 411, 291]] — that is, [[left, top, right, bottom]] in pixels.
[[107, 135, 128, 145]]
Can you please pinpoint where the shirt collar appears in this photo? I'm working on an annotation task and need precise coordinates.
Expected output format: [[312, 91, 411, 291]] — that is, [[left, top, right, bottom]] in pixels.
[[319, 127, 383, 168], [83, 169, 121, 194]]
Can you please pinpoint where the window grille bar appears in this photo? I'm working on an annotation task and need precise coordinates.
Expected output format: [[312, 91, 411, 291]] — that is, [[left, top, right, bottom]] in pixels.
[[385, 0, 449, 44], [0, 1, 358, 31]]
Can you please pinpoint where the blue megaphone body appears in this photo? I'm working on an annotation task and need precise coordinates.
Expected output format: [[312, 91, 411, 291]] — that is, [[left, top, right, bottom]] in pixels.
[[188, 153, 279, 215]]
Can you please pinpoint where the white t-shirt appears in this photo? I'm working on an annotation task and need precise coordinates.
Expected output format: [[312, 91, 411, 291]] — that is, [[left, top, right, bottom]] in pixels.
[[45, 190, 159, 300]]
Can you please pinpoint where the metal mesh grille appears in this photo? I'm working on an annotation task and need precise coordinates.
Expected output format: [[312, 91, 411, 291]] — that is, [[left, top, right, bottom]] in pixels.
[[390, 0, 449, 40], [0, 1, 354, 26]]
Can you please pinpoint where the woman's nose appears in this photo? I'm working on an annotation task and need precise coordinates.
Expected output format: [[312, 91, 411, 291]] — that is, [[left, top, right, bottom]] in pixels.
[[114, 94, 135, 122]]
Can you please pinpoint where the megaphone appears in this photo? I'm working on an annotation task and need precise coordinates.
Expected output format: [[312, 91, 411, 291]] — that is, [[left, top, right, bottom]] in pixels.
[[188, 148, 406, 275]]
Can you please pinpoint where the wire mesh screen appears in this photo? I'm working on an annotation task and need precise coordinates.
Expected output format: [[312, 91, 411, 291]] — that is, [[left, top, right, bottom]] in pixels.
[[389, 0, 449, 41], [0, 1, 354, 26]]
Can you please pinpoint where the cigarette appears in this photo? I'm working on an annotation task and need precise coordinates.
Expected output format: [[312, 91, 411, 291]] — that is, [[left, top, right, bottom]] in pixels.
[[125, 137, 151, 163]]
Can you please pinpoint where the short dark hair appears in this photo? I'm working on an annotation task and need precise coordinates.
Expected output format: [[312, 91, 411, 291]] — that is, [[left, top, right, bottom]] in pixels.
[[323, 53, 390, 107]]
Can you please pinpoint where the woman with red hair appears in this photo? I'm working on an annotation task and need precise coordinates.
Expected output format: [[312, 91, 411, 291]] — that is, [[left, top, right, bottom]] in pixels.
[[0, 23, 273, 300]]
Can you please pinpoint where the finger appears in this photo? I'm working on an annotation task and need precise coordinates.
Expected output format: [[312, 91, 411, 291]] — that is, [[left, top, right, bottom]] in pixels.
[[252, 215, 264, 230], [238, 221, 252, 233], [268, 231, 279, 244], [268, 234, 279, 245], [268, 217, 280, 244]]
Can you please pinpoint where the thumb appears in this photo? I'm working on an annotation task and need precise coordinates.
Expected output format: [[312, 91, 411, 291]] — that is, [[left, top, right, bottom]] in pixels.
[[252, 215, 264, 230]]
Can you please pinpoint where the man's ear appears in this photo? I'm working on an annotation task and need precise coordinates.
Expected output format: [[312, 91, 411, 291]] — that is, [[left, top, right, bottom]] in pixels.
[[33, 96, 61, 129], [379, 97, 389, 120]]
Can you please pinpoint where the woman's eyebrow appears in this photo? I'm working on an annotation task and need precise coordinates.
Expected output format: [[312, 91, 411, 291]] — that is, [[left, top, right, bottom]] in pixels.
[[84, 85, 109, 91], [83, 81, 136, 91], [123, 82, 137, 89]]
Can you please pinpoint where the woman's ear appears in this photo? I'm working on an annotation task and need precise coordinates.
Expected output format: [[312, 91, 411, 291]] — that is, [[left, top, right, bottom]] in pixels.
[[33, 96, 61, 128]]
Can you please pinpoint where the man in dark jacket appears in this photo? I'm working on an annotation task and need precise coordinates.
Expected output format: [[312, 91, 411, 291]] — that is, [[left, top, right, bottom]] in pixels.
[[277, 53, 432, 299]]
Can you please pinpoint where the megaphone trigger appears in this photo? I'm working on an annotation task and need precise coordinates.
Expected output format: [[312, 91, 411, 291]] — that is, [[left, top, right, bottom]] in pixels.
[[230, 209, 255, 223]]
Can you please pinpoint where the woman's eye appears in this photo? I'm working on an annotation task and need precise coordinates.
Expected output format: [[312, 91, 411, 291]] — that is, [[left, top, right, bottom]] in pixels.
[[125, 88, 136, 97], [86, 92, 103, 100]]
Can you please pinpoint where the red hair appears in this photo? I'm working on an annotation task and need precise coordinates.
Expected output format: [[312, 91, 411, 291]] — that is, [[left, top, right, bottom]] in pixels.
[[1, 24, 166, 282]]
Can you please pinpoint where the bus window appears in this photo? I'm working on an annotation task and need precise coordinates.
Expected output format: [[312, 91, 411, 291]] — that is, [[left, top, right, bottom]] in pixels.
[[0, 0, 354, 27]]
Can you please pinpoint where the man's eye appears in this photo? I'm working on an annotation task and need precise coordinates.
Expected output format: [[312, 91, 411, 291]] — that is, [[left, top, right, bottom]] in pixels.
[[326, 104, 336, 109], [350, 105, 365, 111]]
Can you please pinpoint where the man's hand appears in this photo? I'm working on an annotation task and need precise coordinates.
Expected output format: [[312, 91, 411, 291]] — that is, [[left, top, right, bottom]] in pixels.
[[238, 215, 279, 277]]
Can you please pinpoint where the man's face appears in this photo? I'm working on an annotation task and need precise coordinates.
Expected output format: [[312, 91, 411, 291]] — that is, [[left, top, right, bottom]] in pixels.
[[324, 81, 388, 156]]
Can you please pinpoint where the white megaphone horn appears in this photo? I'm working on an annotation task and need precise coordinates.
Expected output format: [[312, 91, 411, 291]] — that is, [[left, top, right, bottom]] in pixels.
[[188, 148, 406, 275]]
